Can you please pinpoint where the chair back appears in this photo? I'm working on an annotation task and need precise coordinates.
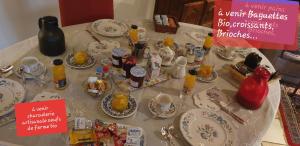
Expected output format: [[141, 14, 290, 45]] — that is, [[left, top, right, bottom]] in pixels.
[[58, 0, 114, 26]]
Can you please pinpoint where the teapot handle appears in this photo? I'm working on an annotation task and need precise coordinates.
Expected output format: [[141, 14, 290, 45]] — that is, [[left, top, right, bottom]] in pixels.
[[38, 17, 44, 29]]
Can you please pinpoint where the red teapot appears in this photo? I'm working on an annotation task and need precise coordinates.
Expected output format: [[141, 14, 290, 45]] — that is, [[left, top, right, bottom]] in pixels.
[[236, 67, 271, 110]]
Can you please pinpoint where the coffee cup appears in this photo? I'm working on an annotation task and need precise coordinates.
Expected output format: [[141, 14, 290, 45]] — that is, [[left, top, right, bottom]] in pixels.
[[21, 57, 41, 73], [156, 94, 173, 112]]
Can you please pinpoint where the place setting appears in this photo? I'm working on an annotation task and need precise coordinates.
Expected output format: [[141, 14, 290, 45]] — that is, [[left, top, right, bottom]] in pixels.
[[13, 56, 49, 86]]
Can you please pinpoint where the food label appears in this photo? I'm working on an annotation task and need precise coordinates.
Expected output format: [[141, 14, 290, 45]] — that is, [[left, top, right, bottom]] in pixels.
[[122, 70, 127, 77], [112, 58, 119, 66], [55, 79, 66, 89], [130, 80, 139, 88]]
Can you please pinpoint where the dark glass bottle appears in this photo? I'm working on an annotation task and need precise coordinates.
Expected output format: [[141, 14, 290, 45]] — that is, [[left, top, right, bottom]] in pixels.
[[38, 16, 65, 56]]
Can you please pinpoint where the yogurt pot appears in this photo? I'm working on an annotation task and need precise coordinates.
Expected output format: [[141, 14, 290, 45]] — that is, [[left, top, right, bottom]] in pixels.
[[112, 48, 126, 68], [194, 47, 205, 62], [130, 66, 146, 88]]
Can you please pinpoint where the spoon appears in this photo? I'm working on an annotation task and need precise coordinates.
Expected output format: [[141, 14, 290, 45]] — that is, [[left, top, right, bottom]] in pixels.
[[161, 126, 176, 146], [19, 67, 26, 84]]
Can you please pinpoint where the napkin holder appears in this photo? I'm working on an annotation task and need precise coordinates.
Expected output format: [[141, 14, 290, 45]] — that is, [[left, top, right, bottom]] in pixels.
[[153, 15, 180, 34]]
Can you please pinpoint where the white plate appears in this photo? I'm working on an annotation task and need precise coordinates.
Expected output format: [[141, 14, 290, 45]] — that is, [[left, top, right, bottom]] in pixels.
[[65, 53, 96, 70], [100, 94, 137, 119], [88, 40, 120, 55], [0, 78, 25, 116], [197, 70, 218, 83], [32, 92, 71, 118], [147, 96, 177, 118], [216, 48, 237, 61], [91, 19, 128, 37], [180, 109, 236, 146]]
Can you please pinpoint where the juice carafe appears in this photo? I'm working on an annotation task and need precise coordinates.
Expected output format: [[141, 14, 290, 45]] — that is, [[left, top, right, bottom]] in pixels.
[[129, 25, 139, 44], [236, 67, 271, 110]]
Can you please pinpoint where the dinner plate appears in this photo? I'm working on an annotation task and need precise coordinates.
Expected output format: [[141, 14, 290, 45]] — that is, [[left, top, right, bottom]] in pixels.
[[91, 19, 128, 37], [32, 91, 71, 118], [180, 109, 235, 146], [88, 40, 120, 55], [65, 53, 96, 70], [100, 94, 137, 119], [216, 48, 237, 61], [197, 70, 218, 83], [148, 96, 177, 118], [0, 78, 25, 116]]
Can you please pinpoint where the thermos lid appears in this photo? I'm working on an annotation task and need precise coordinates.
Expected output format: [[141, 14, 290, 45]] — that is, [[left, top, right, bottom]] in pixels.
[[131, 25, 138, 29], [53, 59, 63, 65], [40, 16, 58, 27]]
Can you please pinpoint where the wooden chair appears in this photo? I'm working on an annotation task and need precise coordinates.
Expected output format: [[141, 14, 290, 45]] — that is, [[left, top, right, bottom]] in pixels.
[[58, 0, 114, 27], [274, 55, 300, 97]]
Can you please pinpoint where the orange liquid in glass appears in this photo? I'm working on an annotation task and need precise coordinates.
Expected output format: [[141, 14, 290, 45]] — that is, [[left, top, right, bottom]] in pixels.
[[198, 64, 213, 78], [184, 74, 196, 91]]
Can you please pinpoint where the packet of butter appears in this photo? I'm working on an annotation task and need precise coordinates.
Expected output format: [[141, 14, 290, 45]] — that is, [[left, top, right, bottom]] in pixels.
[[125, 137, 140, 146], [127, 127, 142, 137]]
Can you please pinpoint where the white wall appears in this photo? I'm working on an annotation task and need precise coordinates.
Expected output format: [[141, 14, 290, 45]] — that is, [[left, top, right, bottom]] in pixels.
[[0, 0, 155, 49]]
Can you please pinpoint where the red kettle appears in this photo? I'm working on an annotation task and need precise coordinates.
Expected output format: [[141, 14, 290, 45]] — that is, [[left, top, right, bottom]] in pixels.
[[236, 67, 271, 110]]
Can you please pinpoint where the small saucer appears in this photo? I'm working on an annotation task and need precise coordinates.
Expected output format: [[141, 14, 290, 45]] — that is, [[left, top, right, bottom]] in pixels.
[[14, 63, 47, 79], [65, 53, 96, 70], [197, 70, 218, 83], [216, 48, 237, 61], [148, 97, 177, 118]]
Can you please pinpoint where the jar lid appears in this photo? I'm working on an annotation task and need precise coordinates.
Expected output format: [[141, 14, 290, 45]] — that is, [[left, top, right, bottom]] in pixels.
[[112, 48, 126, 57], [53, 59, 63, 65], [131, 25, 138, 29], [130, 66, 146, 77]]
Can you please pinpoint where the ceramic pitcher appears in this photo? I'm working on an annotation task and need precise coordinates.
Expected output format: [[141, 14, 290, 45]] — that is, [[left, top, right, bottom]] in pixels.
[[172, 56, 187, 79]]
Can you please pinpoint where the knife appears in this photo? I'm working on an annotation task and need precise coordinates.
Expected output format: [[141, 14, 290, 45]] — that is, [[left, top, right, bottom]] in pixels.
[[211, 99, 246, 125]]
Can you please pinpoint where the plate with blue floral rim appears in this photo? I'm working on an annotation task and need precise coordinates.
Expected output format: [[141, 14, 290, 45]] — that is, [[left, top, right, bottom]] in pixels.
[[180, 109, 236, 146], [100, 94, 137, 119], [0, 78, 25, 116], [197, 70, 218, 83], [65, 53, 96, 70]]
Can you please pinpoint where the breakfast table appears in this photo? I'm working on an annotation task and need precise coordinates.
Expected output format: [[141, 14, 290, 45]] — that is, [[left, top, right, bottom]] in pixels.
[[0, 19, 281, 146]]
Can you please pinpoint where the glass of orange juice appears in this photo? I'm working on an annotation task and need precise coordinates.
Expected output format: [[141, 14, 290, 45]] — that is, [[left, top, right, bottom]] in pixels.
[[163, 36, 174, 47], [183, 70, 197, 94], [198, 64, 213, 78]]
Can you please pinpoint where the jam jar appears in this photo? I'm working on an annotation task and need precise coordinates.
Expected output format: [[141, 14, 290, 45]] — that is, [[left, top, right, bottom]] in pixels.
[[130, 66, 146, 88], [122, 56, 136, 78], [112, 48, 126, 68]]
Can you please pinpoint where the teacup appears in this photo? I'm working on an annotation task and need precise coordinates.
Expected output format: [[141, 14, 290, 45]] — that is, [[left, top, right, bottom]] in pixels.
[[21, 57, 41, 73], [156, 94, 173, 112]]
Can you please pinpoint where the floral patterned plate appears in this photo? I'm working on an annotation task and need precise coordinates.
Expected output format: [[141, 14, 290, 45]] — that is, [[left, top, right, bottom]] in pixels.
[[91, 19, 128, 37], [32, 92, 71, 119], [100, 94, 137, 119], [65, 53, 96, 70], [0, 78, 25, 116], [180, 109, 236, 146]]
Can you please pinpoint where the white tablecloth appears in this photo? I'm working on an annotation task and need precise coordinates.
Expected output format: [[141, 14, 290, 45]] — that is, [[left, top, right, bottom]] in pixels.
[[0, 20, 280, 146]]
